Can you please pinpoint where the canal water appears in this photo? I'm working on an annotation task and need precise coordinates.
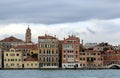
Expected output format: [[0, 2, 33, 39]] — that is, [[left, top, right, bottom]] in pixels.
[[0, 69, 119, 78]]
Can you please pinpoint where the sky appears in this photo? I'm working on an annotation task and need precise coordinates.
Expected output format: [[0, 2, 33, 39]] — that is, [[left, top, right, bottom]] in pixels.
[[0, 0, 120, 45]]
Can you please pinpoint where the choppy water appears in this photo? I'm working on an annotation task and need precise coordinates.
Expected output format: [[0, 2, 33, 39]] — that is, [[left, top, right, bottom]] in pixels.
[[0, 69, 120, 78]]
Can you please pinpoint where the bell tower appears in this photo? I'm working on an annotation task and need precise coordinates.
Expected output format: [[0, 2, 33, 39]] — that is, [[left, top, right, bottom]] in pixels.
[[26, 26, 31, 43]]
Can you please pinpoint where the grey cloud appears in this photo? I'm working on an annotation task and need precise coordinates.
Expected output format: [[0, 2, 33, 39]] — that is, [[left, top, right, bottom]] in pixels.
[[0, 0, 120, 24]]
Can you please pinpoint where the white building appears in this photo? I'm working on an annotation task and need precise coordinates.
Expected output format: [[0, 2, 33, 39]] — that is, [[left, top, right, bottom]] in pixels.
[[84, 43, 97, 49]]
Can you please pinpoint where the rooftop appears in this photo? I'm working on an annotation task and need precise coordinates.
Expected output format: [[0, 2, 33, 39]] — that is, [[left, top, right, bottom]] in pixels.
[[0, 36, 24, 42], [15, 44, 38, 50], [24, 56, 38, 61], [38, 34, 57, 39]]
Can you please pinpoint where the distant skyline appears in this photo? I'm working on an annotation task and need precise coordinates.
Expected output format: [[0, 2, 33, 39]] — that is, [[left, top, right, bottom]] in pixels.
[[0, 0, 120, 45]]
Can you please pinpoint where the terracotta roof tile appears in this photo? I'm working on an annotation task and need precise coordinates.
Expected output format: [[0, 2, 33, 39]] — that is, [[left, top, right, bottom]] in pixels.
[[38, 34, 57, 39], [24, 56, 38, 61], [63, 35, 80, 43], [15, 44, 38, 50], [0, 36, 24, 42], [85, 50, 100, 53]]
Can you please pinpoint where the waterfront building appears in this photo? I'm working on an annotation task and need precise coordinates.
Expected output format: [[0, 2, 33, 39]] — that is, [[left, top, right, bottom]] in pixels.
[[62, 35, 80, 68], [0, 36, 25, 51], [103, 49, 120, 68], [38, 34, 59, 68], [79, 50, 103, 68], [23, 56, 39, 68], [93, 42, 112, 52], [4, 48, 23, 68]]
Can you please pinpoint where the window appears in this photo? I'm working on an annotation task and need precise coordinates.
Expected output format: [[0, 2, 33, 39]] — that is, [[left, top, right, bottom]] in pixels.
[[15, 59, 17, 61], [44, 50, 45, 54], [64, 55, 66, 58], [6, 64, 8, 66], [11, 63, 14, 66], [52, 50, 54, 54], [39, 57, 41, 61], [83, 53, 85, 55], [54, 63, 56, 66], [80, 64, 82, 66], [56, 50, 58, 54], [76, 55, 78, 58], [45, 44, 47, 48], [31, 63, 33, 66], [56, 57, 58, 61], [44, 63, 46, 66], [68, 50, 69, 53], [17, 63, 19, 66], [98, 53, 100, 55], [35, 64, 37, 66], [11, 59, 14, 61], [39, 50, 41, 54], [4, 59, 6, 61], [11, 50, 14, 52], [80, 58, 82, 60], [47, 50, 49, 54], [76, 51, 78, 54], [93, 53, 96, 55], [6, 53, 8, 56], [8, 59, 10, 61], [31, 52, 33, 54], [19, 59, 21, 61], [80, 53, 82, 55], [43, 57, 46, 61], [94, 58, 96, 61], [16, 54, 19, 56], [87, 53, 89, 55], [27, 63, 29, 66]]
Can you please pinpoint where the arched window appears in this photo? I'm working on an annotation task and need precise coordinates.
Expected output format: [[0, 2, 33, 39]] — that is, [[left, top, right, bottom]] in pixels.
[[56, 50, 58, 54], [44, 50, 45, 54], [39, 50, 41, 54], [43, 57, 45, 61], [52, 50, 54, 54]]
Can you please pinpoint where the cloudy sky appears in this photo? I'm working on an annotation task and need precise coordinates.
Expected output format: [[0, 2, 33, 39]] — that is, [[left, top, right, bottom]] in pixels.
[[0, 0, 120, 45]]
